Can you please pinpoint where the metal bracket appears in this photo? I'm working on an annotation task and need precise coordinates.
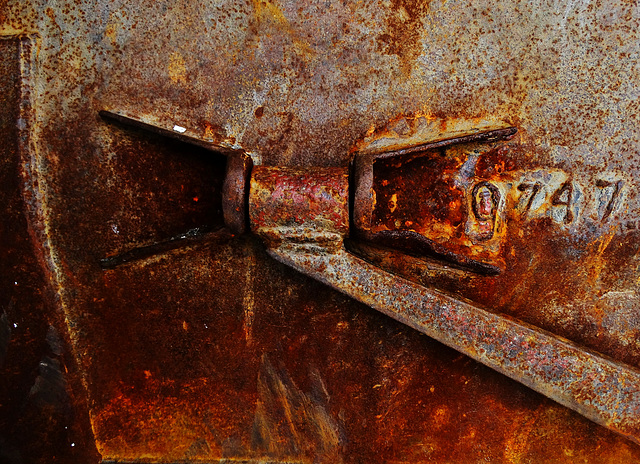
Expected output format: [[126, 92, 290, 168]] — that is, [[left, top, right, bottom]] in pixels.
[[249, 153, 640, 446], [101, 110, 640, 445]]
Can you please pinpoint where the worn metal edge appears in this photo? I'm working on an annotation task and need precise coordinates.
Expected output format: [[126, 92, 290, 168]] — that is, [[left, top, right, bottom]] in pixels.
[[99, 227, 232, 269], [222, 153, 253, 234], [370, 126, 517, 160], [99, 109, 243, 156], [351, 152, 374, 234], [7, 32, 101, 460]]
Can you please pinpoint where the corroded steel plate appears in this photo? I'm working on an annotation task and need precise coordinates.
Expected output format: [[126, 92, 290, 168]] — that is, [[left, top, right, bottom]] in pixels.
[[1, 1, 640, 463]]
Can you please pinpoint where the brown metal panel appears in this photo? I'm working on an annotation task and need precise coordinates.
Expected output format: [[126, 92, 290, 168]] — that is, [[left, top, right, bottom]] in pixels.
[[0, 34, 99, 463], [1, 1, 640, 463]]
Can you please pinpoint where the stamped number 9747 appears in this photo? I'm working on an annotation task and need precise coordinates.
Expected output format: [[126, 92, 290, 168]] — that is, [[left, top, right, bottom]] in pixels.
[[467, 170, 627, 241]]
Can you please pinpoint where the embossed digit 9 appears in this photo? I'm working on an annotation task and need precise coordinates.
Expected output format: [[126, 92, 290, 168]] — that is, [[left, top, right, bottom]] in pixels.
[[471, 181, 501, 240]]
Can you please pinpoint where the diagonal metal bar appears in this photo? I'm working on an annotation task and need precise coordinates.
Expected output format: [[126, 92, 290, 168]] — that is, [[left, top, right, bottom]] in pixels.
[[268, 242, 640, 445]]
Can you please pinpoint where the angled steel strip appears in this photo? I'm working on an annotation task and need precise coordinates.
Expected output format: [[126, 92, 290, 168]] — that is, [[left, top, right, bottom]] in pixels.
[[267, 243, 640, 444]]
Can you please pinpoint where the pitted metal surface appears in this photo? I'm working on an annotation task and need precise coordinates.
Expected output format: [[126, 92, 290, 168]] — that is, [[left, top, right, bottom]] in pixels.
[[1, 0, 640, 463]]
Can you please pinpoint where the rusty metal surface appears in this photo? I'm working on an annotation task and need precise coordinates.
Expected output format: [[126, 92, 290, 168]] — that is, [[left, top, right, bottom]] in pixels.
[[269, 243, 640, 444], [0, 34, 98, 463], [352, 121, 518, 273], [249, 165, 640, 443], [2, 0, 640, 462], [250, 166, 349, 247], [352, 112, 640, 372]]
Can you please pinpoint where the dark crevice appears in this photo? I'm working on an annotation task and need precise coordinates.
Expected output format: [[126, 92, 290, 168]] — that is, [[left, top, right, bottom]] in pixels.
[[99, 226, 230, 269]]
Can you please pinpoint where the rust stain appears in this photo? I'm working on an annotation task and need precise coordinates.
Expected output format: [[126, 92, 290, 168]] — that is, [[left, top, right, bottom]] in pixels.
[[93, 386, 224, 460], [249, 0, 315, 59], [104, 22, 117, 46], [243, 246, 256, 344], [377, 0, 432, 74], [252, 355, 343, 462], [168, 51, 187, 84]]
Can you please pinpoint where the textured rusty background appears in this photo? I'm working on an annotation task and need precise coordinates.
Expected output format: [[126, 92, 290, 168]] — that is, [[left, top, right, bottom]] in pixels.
[[1, 0, 640, 462]]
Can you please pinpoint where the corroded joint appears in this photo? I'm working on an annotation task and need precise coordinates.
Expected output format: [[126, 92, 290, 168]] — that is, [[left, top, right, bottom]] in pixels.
[[94, 108, 640, 447], [249, 166, 349, 251], [245, 130, 640, 446]]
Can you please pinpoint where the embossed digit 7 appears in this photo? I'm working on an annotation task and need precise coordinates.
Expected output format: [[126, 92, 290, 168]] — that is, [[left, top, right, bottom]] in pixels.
[[595, 179, 623, 222], [517, 182, 541, 218]]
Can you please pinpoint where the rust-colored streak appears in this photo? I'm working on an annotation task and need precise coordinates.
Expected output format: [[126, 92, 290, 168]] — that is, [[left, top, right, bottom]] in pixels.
[[252, 355, 343, 461], [377, 0, 432, 73], [0, 35, 99, 464]]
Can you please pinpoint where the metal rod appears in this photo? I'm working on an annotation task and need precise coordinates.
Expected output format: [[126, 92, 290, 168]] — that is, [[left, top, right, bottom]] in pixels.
[[268, 243, 640, 444]]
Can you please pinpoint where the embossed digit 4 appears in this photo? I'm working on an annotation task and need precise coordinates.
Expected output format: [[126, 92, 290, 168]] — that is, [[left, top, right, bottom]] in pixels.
[[551, 181, 573, 224]]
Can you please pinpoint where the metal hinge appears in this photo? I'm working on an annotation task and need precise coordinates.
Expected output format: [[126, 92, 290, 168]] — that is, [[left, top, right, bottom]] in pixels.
[[100, 109, 640, 445]]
